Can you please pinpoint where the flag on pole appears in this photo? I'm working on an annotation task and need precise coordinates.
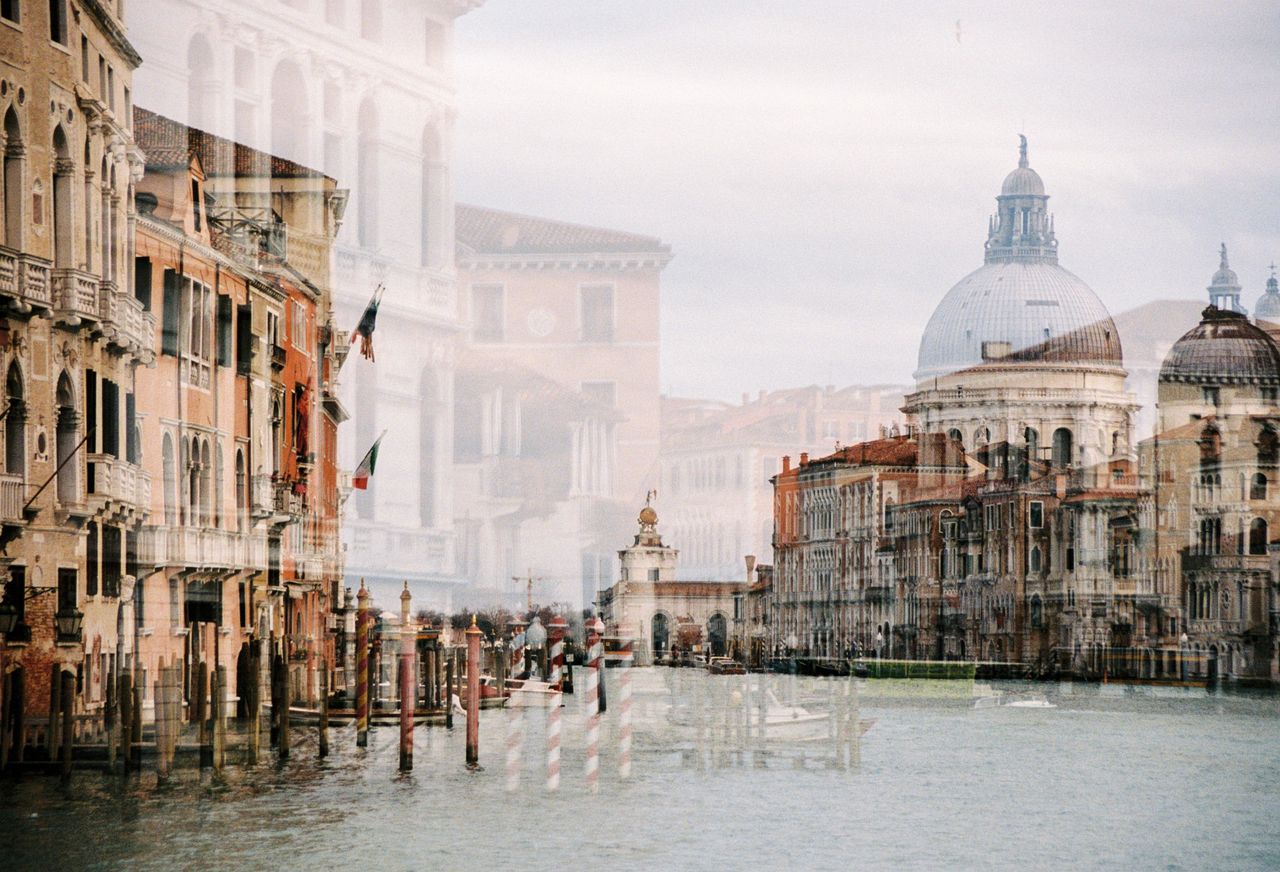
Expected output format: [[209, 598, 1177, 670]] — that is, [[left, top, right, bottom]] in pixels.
[[352, 284, 384, 361], [352, 431, 386, 490]]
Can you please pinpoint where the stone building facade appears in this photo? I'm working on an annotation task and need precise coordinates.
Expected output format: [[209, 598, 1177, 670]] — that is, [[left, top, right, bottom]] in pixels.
[[0, 0, 150, 738]]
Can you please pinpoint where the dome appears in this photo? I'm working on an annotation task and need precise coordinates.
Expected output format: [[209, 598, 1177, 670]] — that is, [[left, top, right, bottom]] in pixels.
[[1254, 272, 1280, 324], [1159, 306, 1280, 384], [915, 260, 1123, 380], [1001, 166, 1045, 196]]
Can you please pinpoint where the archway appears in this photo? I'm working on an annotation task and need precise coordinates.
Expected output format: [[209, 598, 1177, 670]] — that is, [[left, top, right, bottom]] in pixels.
[[51, 126, 72, 269], [651, 613, 669, 660], [3, 106, 23, 248], [707, 613, 727, 657], [5, 361, 24, 477], [55, 373, 77, 504], [1052, 427, 1073, 468]]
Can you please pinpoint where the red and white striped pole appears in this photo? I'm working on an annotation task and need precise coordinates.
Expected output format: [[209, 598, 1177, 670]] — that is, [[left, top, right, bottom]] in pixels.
[[585, 616, 604, 794], [505, 697, 522, 791], [509, 617, 526, 676], [618, 638, 633, 780], [546, 615, 566, 792]]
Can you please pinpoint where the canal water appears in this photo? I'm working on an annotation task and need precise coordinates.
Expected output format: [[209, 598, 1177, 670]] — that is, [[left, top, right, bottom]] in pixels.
[[2, 669, 1279, 871]]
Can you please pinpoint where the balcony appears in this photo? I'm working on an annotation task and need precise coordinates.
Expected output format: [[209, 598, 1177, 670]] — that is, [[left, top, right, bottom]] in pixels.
[[86, 454, 151, 516], [0, 472, 24, 524], [0, 248, 53, 312], [51, 268, 100, 325], [251, 473, 274, 519], [136, 525, 268, 573], [98, 283, 155, 360], [271, 343, 287, 371], [251, 473, 304, 524]]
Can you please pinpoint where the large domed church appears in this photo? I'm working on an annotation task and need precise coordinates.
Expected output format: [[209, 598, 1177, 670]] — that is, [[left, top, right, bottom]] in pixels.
[[904, 138, 1136, 474]]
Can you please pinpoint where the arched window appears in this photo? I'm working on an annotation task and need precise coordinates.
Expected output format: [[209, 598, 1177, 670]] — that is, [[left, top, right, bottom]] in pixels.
[[162, 434, 176, 526], [187, 36, 215, 130], [707, 613, 727, 657], [1199, 425, 1221, 473], [214, 444, 223, 527], [356, 98, 378, 247], [2, 106, 23, 249], [1258, 425, 1278, 467], [1249, 518, 1268, 556], [5, 362, 24, 477], [82, 136, 93, 273], [1021, 427, 1038, 480], [947, 428, 963, 449], [270, 60, 310, 164], [55, 372, 77, 504], [188, 436, 199, 524], [200, 439, 211, 526], [51, 125, 73, 269], [1052, 427, 1073, 468], [1029, 546, 1041, 573], [235, 449, 246, 531], [883, 498, 895, 531], [420, 126, 441, 267], [419, 367, 436, 527], [1251, 473, 1267, 501]]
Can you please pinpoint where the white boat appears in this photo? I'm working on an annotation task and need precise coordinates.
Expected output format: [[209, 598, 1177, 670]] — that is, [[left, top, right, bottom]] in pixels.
[[973, 692, 1057, 710], [756, 691, 831, 743], [502, 677, 565, 709]]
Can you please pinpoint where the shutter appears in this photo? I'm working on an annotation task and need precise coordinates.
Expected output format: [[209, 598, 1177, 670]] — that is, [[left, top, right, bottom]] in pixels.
[[217, 294, 233, 366], [161, 269, 180, 356], [85, 369, 97, 454], [133, 256, 152, 311]]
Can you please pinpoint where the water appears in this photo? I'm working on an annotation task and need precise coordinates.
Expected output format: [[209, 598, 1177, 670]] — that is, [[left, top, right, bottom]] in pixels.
[[3, 670, 1279, 871]]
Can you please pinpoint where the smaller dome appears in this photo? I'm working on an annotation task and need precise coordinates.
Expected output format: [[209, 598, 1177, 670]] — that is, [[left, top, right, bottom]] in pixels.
[[1255, 271, 1280, 323], [1159, 306, 1280, 384], [638, 506, 658, 527], [1001, 166, 1045, 196]]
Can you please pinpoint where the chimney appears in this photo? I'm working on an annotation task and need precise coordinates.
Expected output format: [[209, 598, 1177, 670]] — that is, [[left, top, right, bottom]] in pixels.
[[799, 452, 809, 466], [782, 455, 791, 472], [745, 554, 756, 583]]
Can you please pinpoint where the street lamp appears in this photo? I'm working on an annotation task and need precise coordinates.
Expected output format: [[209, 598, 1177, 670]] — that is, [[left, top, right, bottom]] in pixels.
[[0, 602, 17, 638], [525, 615, 547, 677]]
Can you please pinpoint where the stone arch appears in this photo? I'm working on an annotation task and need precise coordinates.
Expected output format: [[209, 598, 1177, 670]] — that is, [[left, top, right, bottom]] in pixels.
[[1249, 517, 1268, 556], [55, 371, 78, 504], [51, 125, 73, 268], [650, 611, 671, 660], [270, 58, 310, 163], [5, 359, 25, 477], [1052, 426, 1073, 468], [2, 104, 22, 248]]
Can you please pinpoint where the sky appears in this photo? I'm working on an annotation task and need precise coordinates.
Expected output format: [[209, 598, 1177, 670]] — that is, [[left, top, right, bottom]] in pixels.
[[452, 1, 1280, 401]]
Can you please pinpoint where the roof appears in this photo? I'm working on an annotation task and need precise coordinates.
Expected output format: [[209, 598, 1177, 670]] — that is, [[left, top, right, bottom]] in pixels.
[[133, 108, 331, 181], [817, 435, 919, 468], [456, 204, 670, 256]]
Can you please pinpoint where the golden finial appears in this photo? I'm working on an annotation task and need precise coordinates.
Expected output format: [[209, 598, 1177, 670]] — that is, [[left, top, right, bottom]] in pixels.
[[471, 613, 477, 628]]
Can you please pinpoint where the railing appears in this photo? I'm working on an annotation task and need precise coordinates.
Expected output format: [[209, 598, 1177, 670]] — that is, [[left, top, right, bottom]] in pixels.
[[136, 525, 269, 571], [0, 247, 16, 295], [51, 268, 99, 322], [251, 473, 274, 518], [20, 255, 51, 306], [86, 453, 151, 509], [0, 471, 23, 522]]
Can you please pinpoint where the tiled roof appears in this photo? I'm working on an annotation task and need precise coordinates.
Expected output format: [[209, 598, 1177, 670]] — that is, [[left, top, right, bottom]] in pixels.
[[816, 436, 919, 467], [134, 107, 330, 180], [456, 204, 670, 256]]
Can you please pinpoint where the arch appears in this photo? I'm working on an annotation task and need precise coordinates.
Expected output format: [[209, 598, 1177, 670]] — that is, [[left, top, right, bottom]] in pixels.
[[1051, 427, 1073, 468], [419, 366, 437, 527], [51, 125, 73, 268], [707, 612, 728, 657], [1258, 425, 1278, 467], [82, 135, 94, 273], [1029, 545, 1041, 574], [4, 361, 24, 477], [214, 443, 224, 527], [2, 105, 22, 248], [1199, 424, 1221, 473], [55, 372, 77, 504], [270, 59, 310, 163], [162, 433, 176, 525], [1029, 593, 1043, 627], [186, 34, 216, 130], [356, 97, 378, 247], [235, 448, 246, 531], [1251, 472, 1267, 501], [1249, 518, 1268, 556], [947, 427, 963, 449], [651, 612, 670, 660]]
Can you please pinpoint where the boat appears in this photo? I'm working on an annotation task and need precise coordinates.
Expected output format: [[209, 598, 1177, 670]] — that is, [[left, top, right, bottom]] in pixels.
[[973, 692, 1057, 710], [501, 676, 565, 709], [707, 657, 746, 675]]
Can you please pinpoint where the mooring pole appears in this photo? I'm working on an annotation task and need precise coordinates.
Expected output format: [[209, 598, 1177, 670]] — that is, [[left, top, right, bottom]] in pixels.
[[318, 656, 329, 760], [120, 671, 134, 770], [356, 581, 370, 748], [59, 670, 73, 782], [546, 615, 566, 792], [465, 616, 481, 768], [399, 583, 414, 772], [585, 616, 604, 794]]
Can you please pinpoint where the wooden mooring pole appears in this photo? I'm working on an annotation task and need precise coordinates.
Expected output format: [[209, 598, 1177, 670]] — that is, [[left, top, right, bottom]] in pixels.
[[465, 617, 481, 768], [356, 582, 370, 748], [318, 657, 329, 760], [399, 583, 414, 772], [120, 671, 134, 771]]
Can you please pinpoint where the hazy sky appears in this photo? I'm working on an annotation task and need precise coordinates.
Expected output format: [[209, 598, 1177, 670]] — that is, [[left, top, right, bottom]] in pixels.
[[453, 1, 1280, 401]]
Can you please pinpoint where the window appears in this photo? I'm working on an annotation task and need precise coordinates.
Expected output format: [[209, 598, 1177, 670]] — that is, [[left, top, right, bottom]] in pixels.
[[190, 179, 202, 231], [647, 568, 659, 582], [235, 304, 253, 375], [48, 0, 66, 44], [1029, 501, 1044, 529], [161, 269, 180, 355], [580, 381, 616, 408], [1202, 386, 1220, 406], [290, 299, 307, 353], [81, 35, 89, 79], [1051, 428, 1073, 468], [1263, 386, 1278, 403], [86, 522, 99, 596], [1249, 518, 1268, 556], [471, 285, 503, 342], [57, 567, 76, 614], [1, 0, 18, 23], [1252, 473, 1268, 501], [580, 285, 614, 342], [216, 295, 232, 366], [1029, 546, 1042, 573], [107, 66, 115, 112], [133, 256, 152, 310]]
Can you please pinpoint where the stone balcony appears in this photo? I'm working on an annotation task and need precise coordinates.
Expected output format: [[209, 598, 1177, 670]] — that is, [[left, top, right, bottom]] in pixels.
[[0, 472, 24, 524], [251, 473, 304, 524], [86, 454, 150, 518], [136, 525, 268, 573], [51, 267, 100, 326], [0, 247, 53, 312], [98, 281, 156, 360]]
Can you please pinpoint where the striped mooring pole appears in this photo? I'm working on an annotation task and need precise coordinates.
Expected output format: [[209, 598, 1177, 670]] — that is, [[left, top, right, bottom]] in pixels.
[[546, 614, 567, 791], [584, 616, 604, 794], [356, 581, 370, 748], [618, 638, 633, 780], [399, 582, 414, 772]]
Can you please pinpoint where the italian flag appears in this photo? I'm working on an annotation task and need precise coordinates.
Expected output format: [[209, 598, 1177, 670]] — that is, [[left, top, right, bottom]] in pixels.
[[352, 431, 386, 490]]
